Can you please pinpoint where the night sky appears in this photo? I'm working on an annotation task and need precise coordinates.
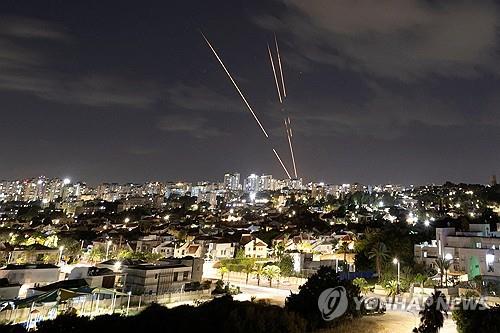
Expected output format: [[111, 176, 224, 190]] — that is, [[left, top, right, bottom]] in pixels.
[[0, 1, 499, 185]]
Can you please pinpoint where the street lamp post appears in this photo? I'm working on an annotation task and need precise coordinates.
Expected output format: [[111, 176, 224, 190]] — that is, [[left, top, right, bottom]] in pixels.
[[58, 246, 64, 265], [393, 258, 400, 295], [106, 240, 112, 260]]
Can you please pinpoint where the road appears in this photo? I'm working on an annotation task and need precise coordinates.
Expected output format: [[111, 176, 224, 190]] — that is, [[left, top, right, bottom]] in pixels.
[[203, 265, 458, 332], [223, 278, 458, 332]]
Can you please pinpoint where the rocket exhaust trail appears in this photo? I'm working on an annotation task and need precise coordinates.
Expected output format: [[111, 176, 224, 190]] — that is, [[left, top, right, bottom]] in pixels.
[[202, 32, 292, 179], [285, 119, 298, 178], [202, 32, 269, 138], [267, 44, 282, 103], [284, 119, 297, 178], [270, 36, 298, 178], [273, 148, 291, 179], [275, 36, 286, 98]]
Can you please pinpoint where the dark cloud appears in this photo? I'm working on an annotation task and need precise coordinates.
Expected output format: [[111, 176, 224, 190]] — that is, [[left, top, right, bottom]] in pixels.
[[158, 113, 226, 139], [256, 0, 500, 80], [0, 16, 70, 40], [0, 16, 161, 108], [166, 83, 242, 113]]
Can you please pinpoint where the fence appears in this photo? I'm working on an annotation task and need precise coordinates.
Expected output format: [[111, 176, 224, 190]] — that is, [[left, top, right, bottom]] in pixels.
[[0, 289, 212, 327]]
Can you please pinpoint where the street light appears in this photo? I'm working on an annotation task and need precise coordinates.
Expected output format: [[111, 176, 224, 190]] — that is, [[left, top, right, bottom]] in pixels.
[[126, 291, 132, 316], [393, 258, 400, 295], [58, 246, 64, 265], [106, 240, 112, 260]]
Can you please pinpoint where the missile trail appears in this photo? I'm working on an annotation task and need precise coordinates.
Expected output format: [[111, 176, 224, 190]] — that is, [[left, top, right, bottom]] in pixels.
[[275, 36, 286, 98], [269, 35, 298, 178], [202, 32, 291, 179], [267, 44, 282, 103], [286, 118, 298, 178], [202, 32, 269, 138], [273, 148, 291, 179]]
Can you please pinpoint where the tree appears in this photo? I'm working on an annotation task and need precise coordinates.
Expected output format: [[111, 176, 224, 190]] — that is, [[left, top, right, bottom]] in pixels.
[[385, 280, 398, 303], [286, 266, 362, 331], [88, 245, 104, 263], [413, 291, 447, 333], [58, 237, 82, 262], [28, 295, 308, 333], [273, 242, 285, 260], [368, 242, 390, 282], [262, 265, 280, 287], [415, 273, 428, 294], [42, 253, 59, 264], [337, 242, 351, 277], [278, 254, 294, 277], [219, 266, 228, 281], [241, 259, 255, 284], [254, 263, 264, 286], [452, 303, 500, 333], [434, 258, 450, 287], [472, 275, 483, 295], [352, 277, 371, 295]]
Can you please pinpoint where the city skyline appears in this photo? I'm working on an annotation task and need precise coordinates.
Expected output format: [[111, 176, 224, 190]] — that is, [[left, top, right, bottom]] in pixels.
[[1, 1, 499, 185]]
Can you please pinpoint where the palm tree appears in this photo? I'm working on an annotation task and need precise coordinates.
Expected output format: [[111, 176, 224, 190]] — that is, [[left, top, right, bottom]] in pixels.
[[254, 263, 264, 286], [413, 291, 447, 333], [368, 242, 390, 282], [262, 265, 281, 287], [337, 242, 351, 274], [434, 258, 450, 287], [241, 259, 255, 284], [415, 273, 428, 294]]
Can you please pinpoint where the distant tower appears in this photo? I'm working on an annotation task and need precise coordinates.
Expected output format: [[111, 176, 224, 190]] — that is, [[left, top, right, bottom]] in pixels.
[[224, 173, 240, 191], [491, 175, 498, 186]]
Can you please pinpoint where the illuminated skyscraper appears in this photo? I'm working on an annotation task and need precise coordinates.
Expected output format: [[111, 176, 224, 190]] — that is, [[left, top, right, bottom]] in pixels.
[[223, 173, 240, 191], [259, 174, 273, 191], [244, 174, 259, 193]]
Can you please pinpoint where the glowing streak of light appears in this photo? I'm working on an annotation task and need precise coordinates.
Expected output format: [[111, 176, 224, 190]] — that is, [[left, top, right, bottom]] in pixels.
[[283, 118, 297, 178], [287, 127, 298, 178], [202, 32, 269, 138], [273, 148, 291, 179], [267, 44, 282, 103], [275, 36, 286, 98]]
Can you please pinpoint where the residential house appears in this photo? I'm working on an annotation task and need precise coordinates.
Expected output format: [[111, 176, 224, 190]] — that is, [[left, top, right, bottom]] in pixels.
[[240, 234, 268, 258], [123, 262, 193, 295], [0, 264, 60, 298]]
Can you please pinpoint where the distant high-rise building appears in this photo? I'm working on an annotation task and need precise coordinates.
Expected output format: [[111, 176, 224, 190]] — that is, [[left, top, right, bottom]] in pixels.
[[285, 178, 303, 190], [224, 173, 240, 191], [311, 183, 326, 200], [259, 175, 273, 191], [492, 175, 498, 186], [244, 174, 259, 192]]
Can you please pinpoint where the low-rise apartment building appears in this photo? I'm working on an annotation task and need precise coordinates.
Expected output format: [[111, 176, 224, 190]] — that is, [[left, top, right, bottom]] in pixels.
[[415, 224, 500, 281]]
